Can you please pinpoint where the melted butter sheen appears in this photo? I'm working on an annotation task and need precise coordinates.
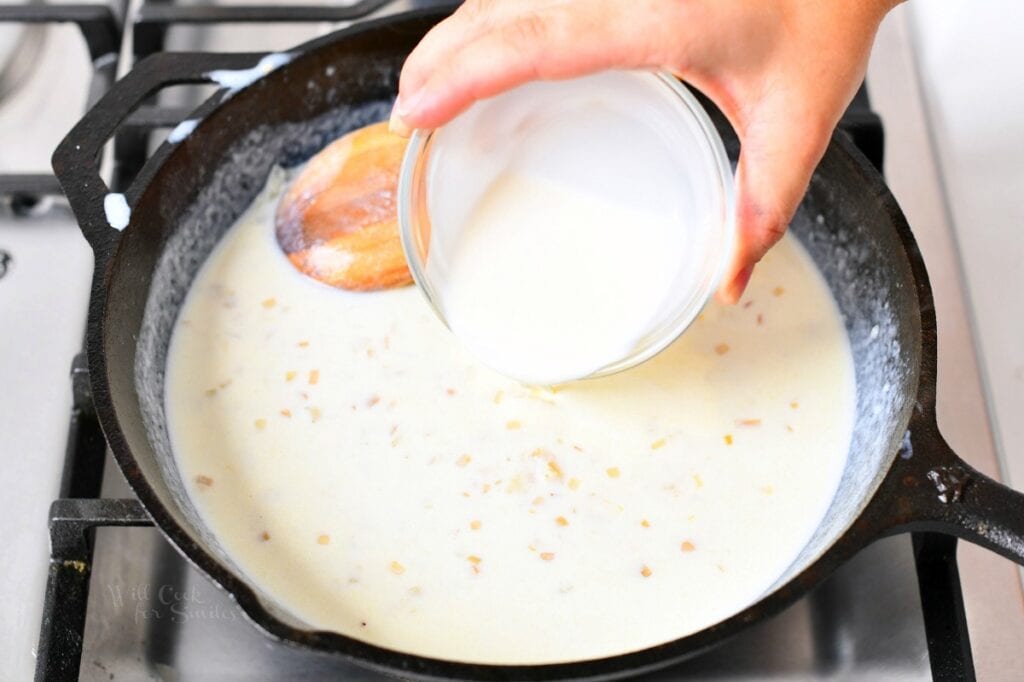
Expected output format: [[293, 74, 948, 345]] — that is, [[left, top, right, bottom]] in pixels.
[[166, 170, 856, 664]]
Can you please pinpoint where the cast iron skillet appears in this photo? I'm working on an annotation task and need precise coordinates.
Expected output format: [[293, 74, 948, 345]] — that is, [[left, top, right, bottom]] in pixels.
[[53, 8, 1024, 681]]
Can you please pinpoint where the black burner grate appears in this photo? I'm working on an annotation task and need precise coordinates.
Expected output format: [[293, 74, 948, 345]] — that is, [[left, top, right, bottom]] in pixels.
[[0, 3, 121, 207], [132, 0, 397, 59], [2, 1, 973, 679]]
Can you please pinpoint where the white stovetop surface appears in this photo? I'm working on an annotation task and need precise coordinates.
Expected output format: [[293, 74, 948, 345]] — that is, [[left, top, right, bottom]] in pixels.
[[0, 22, 96, 679], [906, 2, 1024, 492], [870, 4, 1024, 678], [1, 3, 1022, 680]]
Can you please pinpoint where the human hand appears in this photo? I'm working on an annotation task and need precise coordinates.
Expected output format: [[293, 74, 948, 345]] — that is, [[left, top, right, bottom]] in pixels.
[[390, 0, 901, 302]]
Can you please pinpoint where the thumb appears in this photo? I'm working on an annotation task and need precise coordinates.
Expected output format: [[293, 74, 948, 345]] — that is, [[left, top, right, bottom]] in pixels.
[[718, 111, 832, 303]]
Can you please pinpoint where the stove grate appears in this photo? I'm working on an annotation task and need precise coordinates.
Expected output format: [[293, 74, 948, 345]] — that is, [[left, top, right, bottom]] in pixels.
[[0, 3, 121, 207]]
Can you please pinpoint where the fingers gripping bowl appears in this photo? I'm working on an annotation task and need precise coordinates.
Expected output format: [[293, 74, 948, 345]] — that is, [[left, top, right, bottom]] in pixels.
[[53, 9, 1024, 681]]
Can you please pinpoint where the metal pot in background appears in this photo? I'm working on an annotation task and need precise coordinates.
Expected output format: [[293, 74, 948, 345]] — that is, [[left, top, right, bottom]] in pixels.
[[0, 0, 46, 104]]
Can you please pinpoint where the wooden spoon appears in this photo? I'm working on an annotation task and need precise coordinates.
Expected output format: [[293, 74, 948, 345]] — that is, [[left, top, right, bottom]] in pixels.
[[275, 121, 413, 291]]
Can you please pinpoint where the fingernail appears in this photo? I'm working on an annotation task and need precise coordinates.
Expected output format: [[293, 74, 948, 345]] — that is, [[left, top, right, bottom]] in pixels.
[[719, 265, 754, 304], [395, 88, 426, 119], [389, 89, 427, 137], [388, 107, 412, 137]]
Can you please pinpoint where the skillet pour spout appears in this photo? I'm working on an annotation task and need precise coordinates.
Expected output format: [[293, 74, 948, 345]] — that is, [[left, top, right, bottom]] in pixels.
[[52, 8, 1024, 680]]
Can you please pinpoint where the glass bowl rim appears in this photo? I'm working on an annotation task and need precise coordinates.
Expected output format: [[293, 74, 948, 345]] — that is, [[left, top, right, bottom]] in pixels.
[[396, 70, 737, 381]]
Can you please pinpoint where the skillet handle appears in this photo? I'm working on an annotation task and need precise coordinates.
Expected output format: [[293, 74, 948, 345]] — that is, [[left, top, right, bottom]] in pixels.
[[887, 413, 1024, 565], [52, 51, 271, 259]]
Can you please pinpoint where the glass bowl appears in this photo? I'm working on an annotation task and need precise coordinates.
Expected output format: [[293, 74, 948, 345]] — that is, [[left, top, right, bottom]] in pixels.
[[398, 70, 735, 384]]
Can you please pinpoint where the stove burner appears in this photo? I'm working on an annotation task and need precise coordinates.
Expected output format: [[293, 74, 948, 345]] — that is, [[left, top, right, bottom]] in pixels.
[[0, 23, 45, 103], [0, 249, 11, 279]]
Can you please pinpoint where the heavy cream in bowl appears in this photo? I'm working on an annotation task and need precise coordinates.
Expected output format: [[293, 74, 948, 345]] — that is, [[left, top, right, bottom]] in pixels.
[[400, 71, 736, 385], [165, 168, 855, 665]]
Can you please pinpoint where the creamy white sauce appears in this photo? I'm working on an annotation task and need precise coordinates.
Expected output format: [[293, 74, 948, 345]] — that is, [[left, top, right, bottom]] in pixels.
[[103, 192, 130, 231], [165, 170, 856, 665], [167, 118, 199, 144], [206, 52, 292, 95]]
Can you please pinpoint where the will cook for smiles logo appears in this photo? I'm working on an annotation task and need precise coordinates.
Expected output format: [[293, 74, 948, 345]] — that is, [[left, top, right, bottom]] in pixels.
[[105, 582, 240, 624]]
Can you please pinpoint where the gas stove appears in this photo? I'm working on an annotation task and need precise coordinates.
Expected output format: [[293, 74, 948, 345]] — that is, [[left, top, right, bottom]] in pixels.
[[1, 1, 1021, 680]]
